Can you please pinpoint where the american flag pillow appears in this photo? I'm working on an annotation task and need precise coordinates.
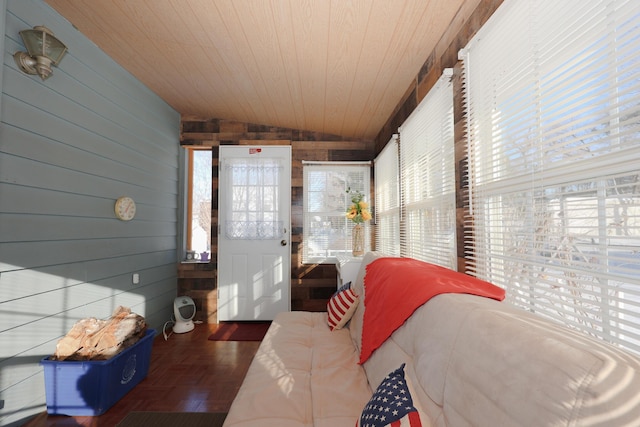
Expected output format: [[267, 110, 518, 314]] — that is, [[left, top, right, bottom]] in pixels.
[[327, 282, 359, 331], [356, 364, 424, 427]]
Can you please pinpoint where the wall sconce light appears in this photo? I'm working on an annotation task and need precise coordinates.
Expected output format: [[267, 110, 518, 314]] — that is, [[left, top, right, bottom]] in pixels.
[[13, 26, 67, 81]]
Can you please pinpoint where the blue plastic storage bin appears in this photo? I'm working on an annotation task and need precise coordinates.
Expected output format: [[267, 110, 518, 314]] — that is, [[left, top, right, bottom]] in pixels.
[[41, 328, 155, 416]]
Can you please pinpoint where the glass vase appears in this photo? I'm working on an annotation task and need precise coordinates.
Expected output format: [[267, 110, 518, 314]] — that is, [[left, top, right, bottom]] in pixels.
[[352, 223, 364, 257]]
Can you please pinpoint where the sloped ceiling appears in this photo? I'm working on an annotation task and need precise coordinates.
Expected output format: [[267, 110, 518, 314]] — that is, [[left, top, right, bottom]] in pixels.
[[45, 0, 476, 140]]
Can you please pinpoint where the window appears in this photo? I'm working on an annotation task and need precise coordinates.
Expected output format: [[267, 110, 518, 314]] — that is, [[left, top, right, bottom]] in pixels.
[[221, 157, 284, 240], [374, 136, 400, 256], [398, 69, 457, 268], [303, 162, 371, 263], [462, 0, 640, 353], [185, 148, 212, 257]]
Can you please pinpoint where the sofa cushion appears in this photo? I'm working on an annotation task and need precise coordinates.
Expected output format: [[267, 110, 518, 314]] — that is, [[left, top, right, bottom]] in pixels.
[[327, 282, 359, 331], [362, 293, 640, 427], [224, 311, 372, 427], [440, 300, 640, 426], [356, 363, 426, 427]]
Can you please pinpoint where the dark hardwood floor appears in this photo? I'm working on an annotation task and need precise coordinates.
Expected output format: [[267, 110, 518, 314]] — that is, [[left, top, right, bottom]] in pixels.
[[22, 323, 261, 427]]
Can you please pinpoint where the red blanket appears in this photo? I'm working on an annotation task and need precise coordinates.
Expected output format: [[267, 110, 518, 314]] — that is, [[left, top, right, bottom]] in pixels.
[[359, 257, 506, 364]]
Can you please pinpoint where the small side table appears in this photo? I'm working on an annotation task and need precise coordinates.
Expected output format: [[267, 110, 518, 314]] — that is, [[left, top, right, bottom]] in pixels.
[[335, 254, 364, 288]]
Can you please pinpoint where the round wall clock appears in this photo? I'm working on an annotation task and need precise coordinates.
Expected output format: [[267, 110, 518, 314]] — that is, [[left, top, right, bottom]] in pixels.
[[115, 196, 136, 221]]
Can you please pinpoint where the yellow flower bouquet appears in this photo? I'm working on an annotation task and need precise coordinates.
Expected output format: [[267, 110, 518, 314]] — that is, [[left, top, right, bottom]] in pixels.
[[346, 189, 372, 224]]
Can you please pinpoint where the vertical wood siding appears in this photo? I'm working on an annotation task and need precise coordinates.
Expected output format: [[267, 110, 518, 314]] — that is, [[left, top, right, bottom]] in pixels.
[[0, 1, 180, 425]]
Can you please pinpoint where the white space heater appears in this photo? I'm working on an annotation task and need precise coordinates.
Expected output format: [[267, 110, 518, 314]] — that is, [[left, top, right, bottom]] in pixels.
[[173, 296, 196, 333]]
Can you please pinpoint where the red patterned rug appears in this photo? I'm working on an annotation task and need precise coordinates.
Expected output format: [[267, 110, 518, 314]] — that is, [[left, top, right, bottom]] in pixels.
[[208, 321, 271, 341]]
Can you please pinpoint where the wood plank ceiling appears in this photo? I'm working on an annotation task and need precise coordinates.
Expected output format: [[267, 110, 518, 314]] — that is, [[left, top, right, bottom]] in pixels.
[[44, 0, 475, 140]]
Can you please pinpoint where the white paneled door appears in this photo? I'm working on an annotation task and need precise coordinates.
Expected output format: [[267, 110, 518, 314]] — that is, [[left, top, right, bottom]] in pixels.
[[217, 146, 291, 321]]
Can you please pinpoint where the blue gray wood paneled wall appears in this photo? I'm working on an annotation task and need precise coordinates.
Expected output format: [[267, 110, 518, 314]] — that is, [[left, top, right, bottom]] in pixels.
[[0, 1, 181, 425]]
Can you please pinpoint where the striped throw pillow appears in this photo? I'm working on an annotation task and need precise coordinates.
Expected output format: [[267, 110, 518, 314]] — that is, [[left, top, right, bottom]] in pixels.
[[327, 282, 359, 331]]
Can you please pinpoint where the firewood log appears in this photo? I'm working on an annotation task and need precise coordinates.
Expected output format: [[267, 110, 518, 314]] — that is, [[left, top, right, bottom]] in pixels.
[[52, 306, 147, 361]]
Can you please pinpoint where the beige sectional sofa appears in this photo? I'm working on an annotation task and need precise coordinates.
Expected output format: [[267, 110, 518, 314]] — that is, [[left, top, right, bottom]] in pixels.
[[223, 252, 640, 426]]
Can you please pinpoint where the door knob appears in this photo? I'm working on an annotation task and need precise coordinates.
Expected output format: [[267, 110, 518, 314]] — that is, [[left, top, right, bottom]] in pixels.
[[281, 240, 287, 246]]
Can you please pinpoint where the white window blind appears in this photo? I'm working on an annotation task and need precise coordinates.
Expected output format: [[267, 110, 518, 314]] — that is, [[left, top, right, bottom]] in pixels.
[[462, 0, 640, 353], [303, 163, 371, 263], [399, 69, 456, 268], [374, 135, 400, 256]]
